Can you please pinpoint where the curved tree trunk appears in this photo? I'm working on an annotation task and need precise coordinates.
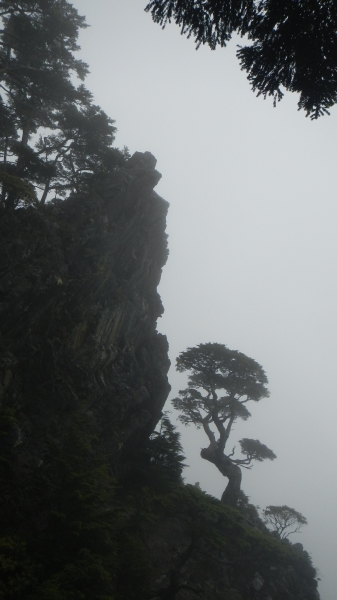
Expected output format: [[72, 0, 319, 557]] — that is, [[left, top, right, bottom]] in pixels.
[[200, 446, 242, 507]]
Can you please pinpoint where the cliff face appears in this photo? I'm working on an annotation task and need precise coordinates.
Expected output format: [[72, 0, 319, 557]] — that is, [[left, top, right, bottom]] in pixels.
[[0, 153, 320, 600], [0, 151, 170, 474]]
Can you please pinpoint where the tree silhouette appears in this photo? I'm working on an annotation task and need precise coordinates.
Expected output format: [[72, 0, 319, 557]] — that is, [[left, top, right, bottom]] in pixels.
[[0, 0, 123, 209], [172, 343, 276, 506], [145, 0, 337, 119], [263, 505, 308, 539]]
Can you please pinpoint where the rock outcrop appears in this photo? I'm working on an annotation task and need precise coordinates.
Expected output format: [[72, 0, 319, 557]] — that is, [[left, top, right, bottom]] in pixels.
[[0, 151, 170, 475]]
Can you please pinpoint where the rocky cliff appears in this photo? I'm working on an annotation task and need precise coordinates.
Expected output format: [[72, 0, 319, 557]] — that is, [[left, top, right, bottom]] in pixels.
[[0, 150, 170, 472], [0, 152, 320, 600]]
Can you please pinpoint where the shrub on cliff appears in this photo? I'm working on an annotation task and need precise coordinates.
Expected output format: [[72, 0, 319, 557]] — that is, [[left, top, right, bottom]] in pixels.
[[123, 414, 186, 489]]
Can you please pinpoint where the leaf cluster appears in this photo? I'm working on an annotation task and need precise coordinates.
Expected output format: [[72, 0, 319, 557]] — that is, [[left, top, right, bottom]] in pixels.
[[173, 342, 269, 429], [145, 0, 337, 118], [238, 438, 277, 462]]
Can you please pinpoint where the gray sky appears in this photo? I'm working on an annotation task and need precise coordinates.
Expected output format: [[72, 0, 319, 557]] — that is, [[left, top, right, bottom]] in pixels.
[[72, 2, 337, 597]]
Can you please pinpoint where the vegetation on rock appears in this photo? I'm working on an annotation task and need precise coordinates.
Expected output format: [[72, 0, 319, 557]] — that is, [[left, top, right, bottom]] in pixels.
[[108, 419, 318, 600], [125, 412, 186, 486]]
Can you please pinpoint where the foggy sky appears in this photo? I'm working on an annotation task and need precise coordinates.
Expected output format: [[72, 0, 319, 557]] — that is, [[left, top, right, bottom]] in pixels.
[[71, 2, 337, 597]]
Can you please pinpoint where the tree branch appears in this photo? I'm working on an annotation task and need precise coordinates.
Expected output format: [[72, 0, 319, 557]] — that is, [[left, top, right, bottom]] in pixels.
[[228, 446, 236, 458], [0, 29, 22, 42], [0, 65, 43, 76], [201, 413, 216, 447], [232, 456, 252, 465]]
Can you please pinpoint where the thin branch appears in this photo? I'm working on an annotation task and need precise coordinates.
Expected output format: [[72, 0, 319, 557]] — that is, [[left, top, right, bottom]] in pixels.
[[0, 65, 43, 76], [232, 456, 252, 465], [0, 4, 36, 18], [35, 138, 73, 157], [0, 29, 22, 42], [0, 10, 15, 17], [228, 446, 236, 458], [282, 527, 302, 539]]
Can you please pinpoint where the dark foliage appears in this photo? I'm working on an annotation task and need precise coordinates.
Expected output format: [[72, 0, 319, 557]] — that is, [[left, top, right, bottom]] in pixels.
[[123, 414, 186, 488], [146, 414, 186, 480], [0, 0, 126, 210], [0, 408, 118, 599], [0, 407, 187, 599], [145, 0, 337, 118], [173, 343, 275, 506]]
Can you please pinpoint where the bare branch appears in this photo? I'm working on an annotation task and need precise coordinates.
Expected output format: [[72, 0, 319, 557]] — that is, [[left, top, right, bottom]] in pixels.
[[228, 446, 236, 458]]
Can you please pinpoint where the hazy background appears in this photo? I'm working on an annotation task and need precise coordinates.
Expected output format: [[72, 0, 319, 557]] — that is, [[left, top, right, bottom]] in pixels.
[[71, 2, 337, 597]]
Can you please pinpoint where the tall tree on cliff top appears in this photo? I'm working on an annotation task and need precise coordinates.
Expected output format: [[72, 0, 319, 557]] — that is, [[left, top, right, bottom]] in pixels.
[[172, 343, 276, 506], [145, 0, 337, 119], [0, 0, 121, 210]]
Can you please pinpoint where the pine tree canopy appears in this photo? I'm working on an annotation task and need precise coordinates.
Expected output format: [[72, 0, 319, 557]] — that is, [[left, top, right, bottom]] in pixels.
[[145, 0, 337, 119], [173, 343, 275, 506], [0, 1, 124, 210]]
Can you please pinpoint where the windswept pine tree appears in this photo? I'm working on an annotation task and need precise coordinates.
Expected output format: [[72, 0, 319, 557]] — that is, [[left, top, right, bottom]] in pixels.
[[173, 343, 276, 506]]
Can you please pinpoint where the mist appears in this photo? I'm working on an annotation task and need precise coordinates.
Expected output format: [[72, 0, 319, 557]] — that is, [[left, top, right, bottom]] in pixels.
[[71, 2, 337, 597]]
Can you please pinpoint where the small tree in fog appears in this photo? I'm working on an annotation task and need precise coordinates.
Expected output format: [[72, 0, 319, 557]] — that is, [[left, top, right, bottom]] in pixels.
[[263, 505, 308, 539], [172, 343, 276, 507]]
